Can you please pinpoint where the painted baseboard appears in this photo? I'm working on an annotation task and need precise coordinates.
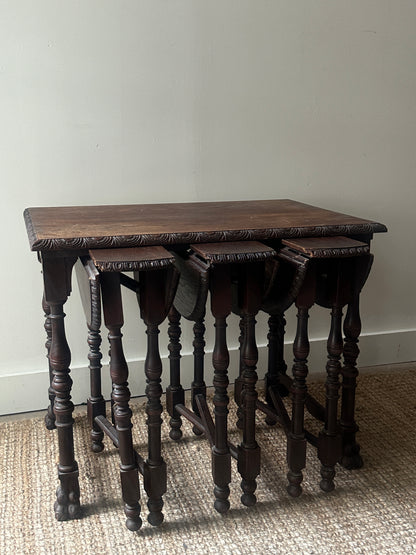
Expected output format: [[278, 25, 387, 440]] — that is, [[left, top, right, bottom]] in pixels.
[[2, 329, 415, 416]]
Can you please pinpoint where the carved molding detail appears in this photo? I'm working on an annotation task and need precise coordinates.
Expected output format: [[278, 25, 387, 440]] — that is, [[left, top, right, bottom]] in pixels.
[[201, 249, 276, 265], [94, 258, 175, 272], [89, 274, 102, 331], [24, 207, 387, 253], [23, 209, 37, 249], [294, 246, 370, 259]]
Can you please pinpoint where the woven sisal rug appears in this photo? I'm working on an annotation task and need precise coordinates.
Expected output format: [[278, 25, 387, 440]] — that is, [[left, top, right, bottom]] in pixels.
[[1, 367, 416, 554]]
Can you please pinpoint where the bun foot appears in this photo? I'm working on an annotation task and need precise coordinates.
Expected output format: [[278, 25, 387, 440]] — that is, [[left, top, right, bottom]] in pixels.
[[126, 516, 142, 531], [320, 465, 336, 492], [124, 503, 142, 531], [214, 499, 230, 514], [147, 498, 164, 527], [169, 416, 183, 441], [147, 511, 164, 527], [214, 485, 230, 514], [169, 427, 183, 441], [241, 493, 256, 507], [91, 441, 104, 453], [91, 428, 105, 453], [240, 479, 257, 507], [287, 471, 302, 498]]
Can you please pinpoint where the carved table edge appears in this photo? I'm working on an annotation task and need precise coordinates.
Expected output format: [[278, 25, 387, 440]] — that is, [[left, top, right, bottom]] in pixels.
[[25, 222, 388, 252]]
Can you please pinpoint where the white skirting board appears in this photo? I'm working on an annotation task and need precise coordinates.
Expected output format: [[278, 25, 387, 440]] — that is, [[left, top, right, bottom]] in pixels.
[[2, 329, 415, 416]]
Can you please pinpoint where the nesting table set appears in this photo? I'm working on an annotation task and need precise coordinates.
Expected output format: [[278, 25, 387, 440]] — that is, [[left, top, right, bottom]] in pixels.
[[24, 199, 386, 531]]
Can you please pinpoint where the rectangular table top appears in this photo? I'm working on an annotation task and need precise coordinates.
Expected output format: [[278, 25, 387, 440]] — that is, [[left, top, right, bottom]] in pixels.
[[24, 199, 387, 252]]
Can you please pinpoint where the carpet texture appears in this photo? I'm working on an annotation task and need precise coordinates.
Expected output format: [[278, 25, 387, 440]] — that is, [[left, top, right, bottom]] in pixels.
[[1, 367, 416, 554]]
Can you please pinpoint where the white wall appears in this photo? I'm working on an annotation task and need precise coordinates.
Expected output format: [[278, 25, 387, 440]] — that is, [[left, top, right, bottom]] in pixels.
[[1, 1, 415, 414]]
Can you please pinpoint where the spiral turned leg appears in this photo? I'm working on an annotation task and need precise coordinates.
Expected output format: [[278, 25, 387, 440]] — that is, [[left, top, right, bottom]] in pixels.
[[166, 307, 184, 441], [318, 306, 343, 492]]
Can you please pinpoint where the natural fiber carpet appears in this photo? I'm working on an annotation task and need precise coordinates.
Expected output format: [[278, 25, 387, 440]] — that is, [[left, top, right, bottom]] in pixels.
[[1, 367, 416, 554]]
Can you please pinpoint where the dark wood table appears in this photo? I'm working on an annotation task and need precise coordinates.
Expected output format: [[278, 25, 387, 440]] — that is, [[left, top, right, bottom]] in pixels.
[[24, 199, 386, 521]]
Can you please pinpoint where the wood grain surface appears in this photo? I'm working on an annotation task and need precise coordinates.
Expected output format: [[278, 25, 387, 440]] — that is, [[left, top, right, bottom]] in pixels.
[[24, 199, 387, 251]]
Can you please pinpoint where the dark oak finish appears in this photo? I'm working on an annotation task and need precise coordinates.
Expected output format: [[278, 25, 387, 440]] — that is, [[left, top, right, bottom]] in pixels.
[[42, 294, 56, 431], [261, 236, 373, 495], [339, 255, 373, 469], [282, 236, 370, 258], [90, 246, 174, 272], [24, 199, 386, 526], [191, 317, 206, 436], [42, 254, 81, 521], [100, 271, 142, 531], [75, 258, 106, 453], [210, 262, 233, 513], [166, 307, 185, 440], [168, 241, 275, 512], [287, 266, 315, 497], [234, 261, 264, 507], [134, 263, 178, 527], [260, 250, 310, 417], [79, 246, 177, 530], [24, 199, 386, 252]]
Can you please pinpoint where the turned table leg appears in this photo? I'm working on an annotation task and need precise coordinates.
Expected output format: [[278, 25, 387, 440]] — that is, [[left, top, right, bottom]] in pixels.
[[75, 257, 107, 453], [265, 313, 288, 423], [191, 317, 207, 436], [172, 241, 275, 513], [42, 294, 56, 431], [109, 326, 142, 531], [287, 306, 309, 497], [87, 321, 105, 453], [101, 272, 142, 531], [86, 270, 106, 454], [137, 269, 173, 527], [210, 266, 232, 513], [238, 313, 260, 506], [144, 322, 167, 526], [237, 264, 262, 507], [339, 254, 373, 469], [234, 317, 245, 430], [50, 301, 81, 520], [42, 255, 81, 521], [340, 297, 362, 469], [318, 305, 343, 492], [286, 264, 316, 498]]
